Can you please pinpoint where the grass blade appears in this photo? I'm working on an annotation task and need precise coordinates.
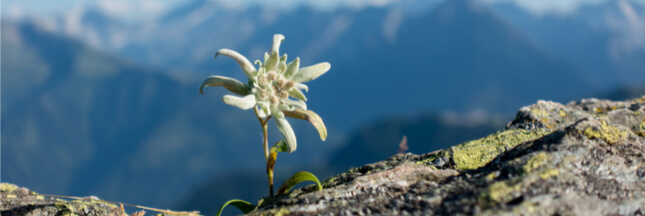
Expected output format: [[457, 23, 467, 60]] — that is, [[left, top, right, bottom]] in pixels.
[[276, 171, 323, 195], [216, 199, 255, 216]]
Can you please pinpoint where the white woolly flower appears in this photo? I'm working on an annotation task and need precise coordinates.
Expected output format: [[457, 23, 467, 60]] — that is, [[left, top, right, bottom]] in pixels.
[[199, 34, 329, 153]]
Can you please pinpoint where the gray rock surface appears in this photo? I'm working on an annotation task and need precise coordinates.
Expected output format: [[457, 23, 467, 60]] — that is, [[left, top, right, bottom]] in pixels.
[[0, 183, 199, 216], [250, 96, 645, 215], [0, 183, 127, 216]]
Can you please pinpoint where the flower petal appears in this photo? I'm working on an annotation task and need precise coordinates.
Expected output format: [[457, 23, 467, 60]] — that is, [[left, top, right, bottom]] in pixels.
[[278, 61, 287, 74], [215, 49, 257, 79], [256, 102, 271, 118], [290, 62, 330, 83], [272, 106, 285, 118], [265, 52, 279, 72], [280, 54, 288, 64], [283, 108, 327, 141], [283, 57, 300, 79], [222, 94, 256, 110], [199, 75, 250, 96], [270, 34, 285, 56], [294, 83, 309, 92], [282, 99, 307, 110], [288, 88, 307, 101], [274, 116, 297, 153]]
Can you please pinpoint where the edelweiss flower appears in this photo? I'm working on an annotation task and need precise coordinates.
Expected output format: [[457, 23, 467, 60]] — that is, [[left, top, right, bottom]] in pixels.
[[199, 34, 329, 153]]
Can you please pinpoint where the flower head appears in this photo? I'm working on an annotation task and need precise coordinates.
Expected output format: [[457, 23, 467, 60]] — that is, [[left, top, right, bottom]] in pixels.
[[199, 34, 329, 153]]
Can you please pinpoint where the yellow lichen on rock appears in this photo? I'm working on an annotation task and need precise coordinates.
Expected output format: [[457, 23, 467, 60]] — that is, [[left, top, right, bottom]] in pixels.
[[530, 109, 549, 118], [488, 182, 520, 203], [55, 203, 79, 216], [558, 110, 566, 117], [523, 152, 548, 173], [539, 168, 559, 180], [485, 171, 499, 181], [452, 129, 549, 170], [414, 152, 442, 167], [638, 118, 645, 137], [1, 183, 18, 193], [479, 180, 524, 206], [582, 120, 627, 144], [480, 166, 560, 207]]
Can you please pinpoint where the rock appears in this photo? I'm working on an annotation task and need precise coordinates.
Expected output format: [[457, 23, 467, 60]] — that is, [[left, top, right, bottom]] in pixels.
[[0, 183, 127, 216], [249, 96, 645, 215], [3, 96, 645, 215], [0, 183, 200, 216]]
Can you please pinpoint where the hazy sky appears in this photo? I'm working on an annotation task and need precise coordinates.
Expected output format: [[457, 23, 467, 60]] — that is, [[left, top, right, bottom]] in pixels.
[[2, 0, 643, 20]]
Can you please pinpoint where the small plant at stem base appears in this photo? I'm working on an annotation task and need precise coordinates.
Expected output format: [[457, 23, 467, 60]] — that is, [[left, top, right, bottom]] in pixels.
[[200, 34, 329, 215]]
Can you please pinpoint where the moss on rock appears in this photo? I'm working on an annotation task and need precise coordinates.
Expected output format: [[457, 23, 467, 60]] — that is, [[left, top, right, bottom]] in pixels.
[[451, 129, 550, 170]]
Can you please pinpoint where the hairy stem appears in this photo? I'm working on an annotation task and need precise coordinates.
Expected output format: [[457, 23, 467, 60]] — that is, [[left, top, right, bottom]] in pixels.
[[264, 122, 275, 197], [254, 107, 270, 161], [255, 107, 274, 196], [262, 122, 269, 161]]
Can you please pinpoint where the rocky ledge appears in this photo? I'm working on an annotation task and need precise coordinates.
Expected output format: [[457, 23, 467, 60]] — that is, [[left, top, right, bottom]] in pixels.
[[251, 96, 645, 215], [0, 183, 199, 216], [0, 183, 127, 216], [3, 96, 645, 216]]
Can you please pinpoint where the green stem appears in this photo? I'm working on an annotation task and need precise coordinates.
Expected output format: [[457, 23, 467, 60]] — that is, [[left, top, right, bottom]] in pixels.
[[255, 107, 274, 196], [267, 166, 274, 196]]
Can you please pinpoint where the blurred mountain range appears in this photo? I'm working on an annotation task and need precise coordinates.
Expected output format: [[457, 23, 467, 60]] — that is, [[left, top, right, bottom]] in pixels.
[[2, 20, 256, 206], [13, 0, 645, 129], [2, 0, 644, 212]]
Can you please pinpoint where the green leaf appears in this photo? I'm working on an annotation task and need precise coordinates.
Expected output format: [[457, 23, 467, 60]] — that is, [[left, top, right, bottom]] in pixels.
[[216, 199, 255, 216], [283, 108, 327, 141], [277, 171, 323, 195], [290, 62, 330, 83], [215, 49, 257, 79], [267, 141, 287, 175], [267, 151, 278, 177], [199, 75, 250, 96], [270, 140, 289, 153]]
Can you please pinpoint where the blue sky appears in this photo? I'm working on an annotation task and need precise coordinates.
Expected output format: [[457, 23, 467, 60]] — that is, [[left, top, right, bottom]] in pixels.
[[4, 0, 640, 19], [2, 0, 182, 18]]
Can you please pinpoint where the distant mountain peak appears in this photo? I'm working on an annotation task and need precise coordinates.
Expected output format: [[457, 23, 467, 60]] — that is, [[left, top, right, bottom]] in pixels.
[[433, 0, 494, 22]]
